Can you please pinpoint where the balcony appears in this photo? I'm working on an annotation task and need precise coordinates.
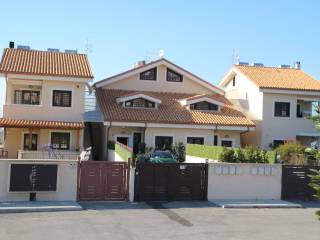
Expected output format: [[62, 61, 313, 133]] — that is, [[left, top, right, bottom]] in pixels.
[[17, 150, 80, 160]]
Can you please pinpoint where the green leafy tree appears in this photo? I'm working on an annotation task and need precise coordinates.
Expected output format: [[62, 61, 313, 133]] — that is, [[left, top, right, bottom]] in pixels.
[[308, 169, 320, 219]]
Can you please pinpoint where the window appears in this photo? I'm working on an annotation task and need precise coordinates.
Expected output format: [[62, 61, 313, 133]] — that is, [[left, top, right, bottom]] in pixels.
[[273, 140, 284, 149], [221, 140, 233, 147], [124, 98, 156, 108], [297, 99, 319, 118], [190, 101, 219, 111], [274, 102, 290, 117], [51, 132, 70, 150], [155, 136, 173, 150], [187, 137, 204, 145], [232, 77, 236, 86], [140, 68, 157, 80], [166, 68, 183, 82], [52, 90, 72, 107], [214, 135, 218, 146], [14, 90, 40, 105], [23, 134, 38, 150], [116, 136, 129, 146]]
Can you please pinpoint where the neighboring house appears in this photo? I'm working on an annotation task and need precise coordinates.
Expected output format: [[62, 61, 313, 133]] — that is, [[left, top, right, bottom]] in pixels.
[[92, 58, 255, 160], [219, 62, 320, 149], [0, 42, 93, 159]]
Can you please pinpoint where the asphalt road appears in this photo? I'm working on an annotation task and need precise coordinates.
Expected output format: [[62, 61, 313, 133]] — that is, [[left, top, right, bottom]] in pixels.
[[0, 201, 319, 240]]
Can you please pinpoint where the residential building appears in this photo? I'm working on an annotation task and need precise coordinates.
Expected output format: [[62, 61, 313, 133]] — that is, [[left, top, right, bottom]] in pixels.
[[92, 58, 255, 160], [219, 62, 320, 149], [0, 42, 93, 159]]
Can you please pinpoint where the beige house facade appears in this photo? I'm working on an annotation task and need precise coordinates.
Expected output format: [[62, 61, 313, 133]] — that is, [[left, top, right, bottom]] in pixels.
[[219, 62, 320, 149], [93, 58, 254, 159], [0, 44, 93, 159]]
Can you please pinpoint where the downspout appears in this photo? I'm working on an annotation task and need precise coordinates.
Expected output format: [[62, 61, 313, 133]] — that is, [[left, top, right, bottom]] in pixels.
[[239, 126, 251, 148], [105, 122, 111, 161]]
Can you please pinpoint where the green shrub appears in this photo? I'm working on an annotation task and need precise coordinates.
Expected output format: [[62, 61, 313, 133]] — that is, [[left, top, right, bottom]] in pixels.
[[308, 169, 320, 220], [108, 141, 115, 150], [276, 143, 305, 164], [171, 142, 186, 162], [186, 144, 224, 160], [219, 146, 272, 163], [219, 147, 236, 163]]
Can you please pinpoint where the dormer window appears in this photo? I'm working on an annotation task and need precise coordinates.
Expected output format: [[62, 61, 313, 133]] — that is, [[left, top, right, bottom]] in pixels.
[[190, 101, 219, 111], [180, 95, 224, 112], [167, 68, 183, 82], [117, 93, 161, 109], [140, 68, 157, 81], [124, 98, 155, 108]]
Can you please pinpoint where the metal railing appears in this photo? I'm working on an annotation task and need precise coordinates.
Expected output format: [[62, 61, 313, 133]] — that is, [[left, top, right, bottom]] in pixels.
[[18, 150, 80, 160]]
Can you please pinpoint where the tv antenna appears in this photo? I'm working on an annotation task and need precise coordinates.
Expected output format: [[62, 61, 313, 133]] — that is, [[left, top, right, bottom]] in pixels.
[[85, 38, 93, 54]]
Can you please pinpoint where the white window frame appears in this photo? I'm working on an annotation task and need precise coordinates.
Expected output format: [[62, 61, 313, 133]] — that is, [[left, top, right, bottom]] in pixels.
[[185, 135, 206, 145], [219, 138, 235, 147], [21, 131, 39, 151], [153, 134, 175, 149]]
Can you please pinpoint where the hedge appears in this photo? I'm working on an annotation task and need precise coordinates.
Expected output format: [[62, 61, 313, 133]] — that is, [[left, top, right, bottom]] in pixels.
[[186, 144, 225, 160], [115, 142, 133, 162], [186, 144, 276, 164]]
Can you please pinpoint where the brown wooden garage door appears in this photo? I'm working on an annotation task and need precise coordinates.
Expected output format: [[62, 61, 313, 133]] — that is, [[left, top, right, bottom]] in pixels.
[[78, 161, 129, 201], [134, 163, 208, 201]]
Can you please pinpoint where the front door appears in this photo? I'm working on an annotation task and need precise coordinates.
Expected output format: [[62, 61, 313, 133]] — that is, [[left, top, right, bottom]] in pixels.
[[23, 133, 38, 150], [133, 132, 142, 154]]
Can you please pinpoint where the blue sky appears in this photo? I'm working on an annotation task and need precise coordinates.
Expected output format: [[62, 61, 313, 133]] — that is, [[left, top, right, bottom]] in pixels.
[[1, 0, 320, 109]]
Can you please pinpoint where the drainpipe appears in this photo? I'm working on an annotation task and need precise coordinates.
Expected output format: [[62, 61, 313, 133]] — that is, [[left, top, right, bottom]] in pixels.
[[105, 122, 111, 160], [240, 126, 251, 148]]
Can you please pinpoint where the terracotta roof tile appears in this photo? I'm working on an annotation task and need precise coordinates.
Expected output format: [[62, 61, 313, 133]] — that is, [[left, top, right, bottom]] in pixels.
[[0, 48, 93, 78], [0, 118, 84, 129], [96, 89, 254, 127], [235, 65, 320, 91]]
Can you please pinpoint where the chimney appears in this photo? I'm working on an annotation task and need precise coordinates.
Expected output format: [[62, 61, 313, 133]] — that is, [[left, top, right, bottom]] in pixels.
[[134, 60, 146, 68], [9, 41, 14, 48], [294, 61, 301, 70]]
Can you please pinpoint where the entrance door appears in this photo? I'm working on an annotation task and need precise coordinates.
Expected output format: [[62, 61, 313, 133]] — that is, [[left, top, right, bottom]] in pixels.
[[116, 136, 129, 146], [23, 134, 38, 150], [133, 132, 142, 154]]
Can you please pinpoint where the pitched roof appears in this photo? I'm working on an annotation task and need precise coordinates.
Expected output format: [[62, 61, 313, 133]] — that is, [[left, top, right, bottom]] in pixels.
[[0, 118, 84, 129], [96, 89, 254, 127], [233, 65, 320, 91], [0, 48, 93, 79], [93, 58, 224, 95]]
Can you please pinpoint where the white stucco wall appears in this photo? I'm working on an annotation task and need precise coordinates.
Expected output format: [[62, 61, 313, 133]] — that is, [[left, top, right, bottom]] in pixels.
[[0, 159, 78, 202], [207, 163, 282, 200]]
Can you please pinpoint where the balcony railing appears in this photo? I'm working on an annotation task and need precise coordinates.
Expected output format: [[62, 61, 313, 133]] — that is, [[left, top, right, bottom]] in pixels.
[[18, 150, 80, 160]]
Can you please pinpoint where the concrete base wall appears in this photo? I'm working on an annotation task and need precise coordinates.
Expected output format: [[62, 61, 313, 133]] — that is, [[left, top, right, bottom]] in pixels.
[[185, 155, 218, 163], [0, 159, 78, 202], [208, 163, 282, 200]]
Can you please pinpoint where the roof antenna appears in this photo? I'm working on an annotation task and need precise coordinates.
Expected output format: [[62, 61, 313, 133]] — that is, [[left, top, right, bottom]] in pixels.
[[159, 49, 165, 58], [232, 49, 240, 65], [85, 38, 93, 54]]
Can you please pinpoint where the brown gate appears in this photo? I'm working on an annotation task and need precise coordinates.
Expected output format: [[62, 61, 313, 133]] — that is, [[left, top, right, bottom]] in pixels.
[[134, 163, 208, 202], [78, 161, 129, 201], [281, 165, 320, 200]]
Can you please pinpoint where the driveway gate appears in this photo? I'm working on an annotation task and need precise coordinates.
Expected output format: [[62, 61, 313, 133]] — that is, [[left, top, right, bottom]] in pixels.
[[134, 163, 208, 201], [78, 161, 129, 201], [281, 165, 320, 200]]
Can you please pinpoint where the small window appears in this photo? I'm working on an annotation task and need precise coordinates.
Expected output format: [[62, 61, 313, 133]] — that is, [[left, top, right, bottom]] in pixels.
[[23, 133, 38, 150], [190, 101, 219, 111], [187, 137, 204, 145], [124, 98, 156, 108], [14, 90, 40, 105], [51, 132, 70, 150], [140, 68, 157, 80], [232, 77, 236, 86], [221, 140, 233, 147], [52, 90, 72, 107], [167, 68, 183, 82], [274, 102, 290, 117], [214, 135, 218, 146]]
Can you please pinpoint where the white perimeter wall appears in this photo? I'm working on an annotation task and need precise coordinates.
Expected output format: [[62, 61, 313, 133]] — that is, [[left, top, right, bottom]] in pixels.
[[0, 159, 78, 202], [208, 163, 282, 200]]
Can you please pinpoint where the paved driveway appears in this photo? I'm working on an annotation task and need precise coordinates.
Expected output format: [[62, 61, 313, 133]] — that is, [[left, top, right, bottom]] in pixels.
[[0, 201, 319, 240]]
